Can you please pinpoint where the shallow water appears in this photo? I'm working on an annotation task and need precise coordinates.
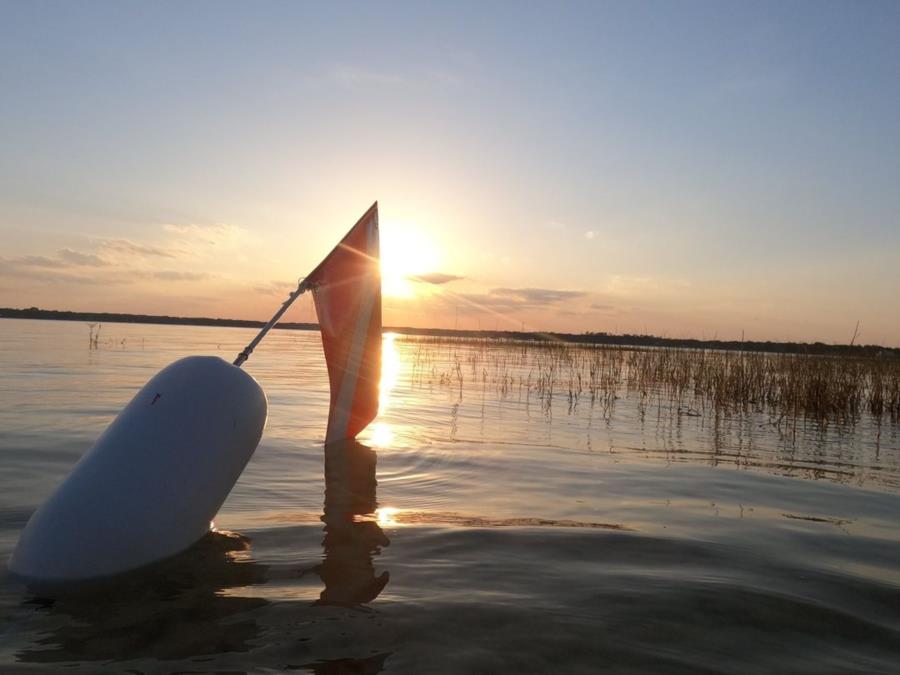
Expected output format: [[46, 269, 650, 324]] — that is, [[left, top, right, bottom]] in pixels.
[[1, 318, 899, 673]]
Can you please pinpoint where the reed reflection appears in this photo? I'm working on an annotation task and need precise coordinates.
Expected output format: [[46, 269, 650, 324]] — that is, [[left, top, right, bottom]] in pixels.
[[316, 440, 390, 606]]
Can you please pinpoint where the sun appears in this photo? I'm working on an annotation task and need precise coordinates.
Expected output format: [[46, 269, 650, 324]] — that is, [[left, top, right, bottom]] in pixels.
[[380, 222, 440, 298]]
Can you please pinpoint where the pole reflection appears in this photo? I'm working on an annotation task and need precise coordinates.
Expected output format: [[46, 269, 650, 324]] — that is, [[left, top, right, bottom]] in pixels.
[[315, 440, 390, 606]]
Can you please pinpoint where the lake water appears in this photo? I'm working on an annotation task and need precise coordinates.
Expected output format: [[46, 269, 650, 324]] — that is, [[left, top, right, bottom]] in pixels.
[[1, 319, 899, 674]]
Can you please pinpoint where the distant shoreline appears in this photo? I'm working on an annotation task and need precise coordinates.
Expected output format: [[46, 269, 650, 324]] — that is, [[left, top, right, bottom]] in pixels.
[[2, 307, 897, 358]]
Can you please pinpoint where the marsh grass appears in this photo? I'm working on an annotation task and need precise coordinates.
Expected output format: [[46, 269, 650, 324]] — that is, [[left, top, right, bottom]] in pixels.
[[87, 323, 101, 349], [85, 323, 138, 351], [405, 337, 900, 427]]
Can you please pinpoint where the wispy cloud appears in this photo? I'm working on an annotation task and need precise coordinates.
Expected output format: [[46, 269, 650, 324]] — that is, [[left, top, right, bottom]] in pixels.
[[0, 257, 130, 285], [408, 272, 466, 285], [252, 280, 295, 296], [2, 248, 110, 270], [0, 220, 255, 300], [58, 248, 109, 267], [161, 223, 248, 248], [150, 270, 210, 282], [99, 238, 175, 259], [491, 287, 586, 304], [6, 255, 60, 268], [446, 286, 587, 314]]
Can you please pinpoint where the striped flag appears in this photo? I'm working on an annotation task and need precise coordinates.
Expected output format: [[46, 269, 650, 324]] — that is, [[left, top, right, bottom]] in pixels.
[[307, 203, 381, 445]]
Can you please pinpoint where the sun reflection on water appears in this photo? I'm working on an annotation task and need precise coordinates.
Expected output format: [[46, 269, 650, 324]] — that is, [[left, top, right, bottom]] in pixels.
[[369, 422, 394, 448], [365, 333, 401, 449], [376, 507, 401, 527]]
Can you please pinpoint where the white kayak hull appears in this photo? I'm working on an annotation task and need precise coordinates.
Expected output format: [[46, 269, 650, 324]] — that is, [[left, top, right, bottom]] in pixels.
[[9, 355, 267, 583]]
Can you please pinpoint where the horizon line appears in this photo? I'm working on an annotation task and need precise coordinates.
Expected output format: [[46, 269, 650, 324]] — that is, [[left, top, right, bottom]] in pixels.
[[1, 307, 897, 356]]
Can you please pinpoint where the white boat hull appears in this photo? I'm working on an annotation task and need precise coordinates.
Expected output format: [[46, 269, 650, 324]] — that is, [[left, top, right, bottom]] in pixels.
[[9, 355, 267, 582]]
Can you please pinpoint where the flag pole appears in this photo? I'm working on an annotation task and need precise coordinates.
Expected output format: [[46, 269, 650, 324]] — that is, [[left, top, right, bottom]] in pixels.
[[234, 201, 378, 369], [233, 278, 311, 367]]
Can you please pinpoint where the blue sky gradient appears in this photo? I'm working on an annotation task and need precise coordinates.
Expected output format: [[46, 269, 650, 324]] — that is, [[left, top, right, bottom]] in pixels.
[[1, 2, 898, 343]]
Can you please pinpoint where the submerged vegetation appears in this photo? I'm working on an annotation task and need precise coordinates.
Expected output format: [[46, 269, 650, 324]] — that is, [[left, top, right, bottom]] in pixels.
[[406, 337, 900, 427]]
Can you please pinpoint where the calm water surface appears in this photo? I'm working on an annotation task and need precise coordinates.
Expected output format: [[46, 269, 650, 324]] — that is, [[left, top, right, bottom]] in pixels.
[[1, 319, 899, 673]]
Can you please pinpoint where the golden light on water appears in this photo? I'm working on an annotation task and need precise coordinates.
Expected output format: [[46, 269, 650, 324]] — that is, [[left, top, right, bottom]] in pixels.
[[380, 223, 440, 298], [366, 332, 401, 449], [369, 422, 394, 448], [376, 506, 400, 527]]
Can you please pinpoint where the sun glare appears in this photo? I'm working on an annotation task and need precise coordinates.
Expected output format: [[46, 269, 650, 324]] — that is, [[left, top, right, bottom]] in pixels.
[[380, 223, 440, 298], [376, 507, 401, 527]]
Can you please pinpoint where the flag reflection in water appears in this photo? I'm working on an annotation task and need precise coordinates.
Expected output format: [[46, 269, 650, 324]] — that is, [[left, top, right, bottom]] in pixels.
[[317, 440, 390, 606]]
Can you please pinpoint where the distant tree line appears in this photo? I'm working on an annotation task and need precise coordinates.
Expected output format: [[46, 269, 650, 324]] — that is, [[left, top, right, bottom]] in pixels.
[[2, 306, 896, 358], [0, 306, 317, 332]]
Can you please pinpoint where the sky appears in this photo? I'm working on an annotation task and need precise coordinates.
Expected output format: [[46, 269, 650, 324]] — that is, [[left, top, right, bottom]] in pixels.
[[1, 2, 898, 345]]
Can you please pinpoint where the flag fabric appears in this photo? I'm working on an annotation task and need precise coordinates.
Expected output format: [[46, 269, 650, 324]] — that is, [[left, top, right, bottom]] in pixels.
[[306, 203, 381, 445]]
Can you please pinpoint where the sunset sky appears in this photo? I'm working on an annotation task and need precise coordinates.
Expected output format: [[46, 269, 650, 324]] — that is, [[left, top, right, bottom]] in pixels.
[[1, 2, 898, 345]]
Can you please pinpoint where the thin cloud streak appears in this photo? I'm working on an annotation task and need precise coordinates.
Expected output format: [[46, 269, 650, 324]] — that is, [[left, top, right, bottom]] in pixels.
[[408, 272, 466, 285], [490, 288, 586, 305], [58, 249, 109, 267], [99, 239, 175, 259]]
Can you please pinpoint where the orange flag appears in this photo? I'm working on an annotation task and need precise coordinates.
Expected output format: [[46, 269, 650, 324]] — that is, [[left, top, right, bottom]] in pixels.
[[306, 203, 381, 445]]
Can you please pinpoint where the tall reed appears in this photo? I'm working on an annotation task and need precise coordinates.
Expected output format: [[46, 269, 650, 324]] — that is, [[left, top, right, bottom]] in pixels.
[[403, 337, 900, 425]]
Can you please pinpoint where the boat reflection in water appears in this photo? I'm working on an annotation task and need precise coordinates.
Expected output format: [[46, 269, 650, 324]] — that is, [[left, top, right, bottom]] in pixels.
[[316, 439, 390, 606], [16, 530, 271, 664], [14, 440, 391, 669]]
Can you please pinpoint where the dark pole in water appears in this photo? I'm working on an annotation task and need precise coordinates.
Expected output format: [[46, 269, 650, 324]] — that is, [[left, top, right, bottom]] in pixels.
[[233, 279, 310, 367]]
